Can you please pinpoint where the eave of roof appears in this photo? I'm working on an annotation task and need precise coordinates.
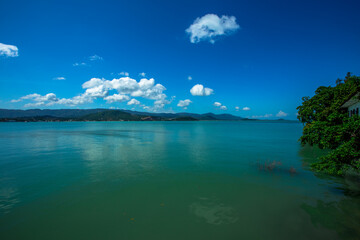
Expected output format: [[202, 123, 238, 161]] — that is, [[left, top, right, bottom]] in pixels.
[[341, 92, 360, 108]]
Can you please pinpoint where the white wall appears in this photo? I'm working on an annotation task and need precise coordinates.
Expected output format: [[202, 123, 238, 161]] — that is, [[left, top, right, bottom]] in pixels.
[[348, 101, 360, 116]]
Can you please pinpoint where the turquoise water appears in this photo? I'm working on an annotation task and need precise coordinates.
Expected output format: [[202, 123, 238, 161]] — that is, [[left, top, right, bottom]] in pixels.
[[0, 121, 359, 240]]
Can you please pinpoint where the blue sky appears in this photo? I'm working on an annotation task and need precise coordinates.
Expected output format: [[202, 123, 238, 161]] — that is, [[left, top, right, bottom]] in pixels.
[[1, 0, 360, 119]]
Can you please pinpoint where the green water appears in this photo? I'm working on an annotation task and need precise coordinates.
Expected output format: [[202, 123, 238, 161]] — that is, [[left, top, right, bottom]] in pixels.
[[0, 121, 359, 240]]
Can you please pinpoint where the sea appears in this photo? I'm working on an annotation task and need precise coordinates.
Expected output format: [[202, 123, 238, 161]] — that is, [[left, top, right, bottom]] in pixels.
[[0, 121, 359, 240]]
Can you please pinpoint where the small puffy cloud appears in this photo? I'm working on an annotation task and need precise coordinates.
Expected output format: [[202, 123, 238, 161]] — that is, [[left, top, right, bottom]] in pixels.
[[127, 98, 140, 105], [214, 102, 222, 107], [0, 43, 19, 57], [186, 14, 240, 43], [190, 84, 214, 96], [88, 55, 103, 61], [53, 77, 66, 81], [119, 72, 129, 77], [139, 72, 146, 77], [73, 62, 87, 67], [213, 102, 227, 110], [276, 110, 288, 118], [177, 99, 192, 109], [243, 107, 250, 111], [188, 76, 192, 81], [235, 106, 240, 111]]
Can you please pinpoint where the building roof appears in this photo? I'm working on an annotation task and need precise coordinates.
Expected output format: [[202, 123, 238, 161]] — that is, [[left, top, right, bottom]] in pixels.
[[341, 92, 360, 108]]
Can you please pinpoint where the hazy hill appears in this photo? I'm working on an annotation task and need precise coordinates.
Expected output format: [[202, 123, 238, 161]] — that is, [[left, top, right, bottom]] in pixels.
[[0, 108, 248, 121], [0, 108, 107, 118]]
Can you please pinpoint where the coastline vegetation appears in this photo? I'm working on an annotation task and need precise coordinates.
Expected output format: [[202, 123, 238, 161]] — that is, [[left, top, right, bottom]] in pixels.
[[297, 73, 360, 176]]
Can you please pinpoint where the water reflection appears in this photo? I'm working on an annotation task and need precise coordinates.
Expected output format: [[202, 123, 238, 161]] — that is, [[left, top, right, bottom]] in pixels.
[[302, 198, 360, 239], [298, 144, 360, 239], [0, 181, 19, 215], [190, 198, 238, 225]]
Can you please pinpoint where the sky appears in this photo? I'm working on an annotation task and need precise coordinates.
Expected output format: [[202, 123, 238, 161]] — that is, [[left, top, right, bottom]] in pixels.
[[1, 0, 360, 119]]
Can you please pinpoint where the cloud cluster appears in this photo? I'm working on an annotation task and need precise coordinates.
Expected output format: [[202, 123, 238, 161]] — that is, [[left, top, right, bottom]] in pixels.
[[0, 43, 19, 57], [12, 77, 171, 110], [190, 84, 213, 96], [186, 14, 240, 43], [73, 54, 103, 67], [213, 101, 227, 110], [276, 110, 288, 117], [235, 106, 250, 111], [177, 99, 192, 109], [88, 55, 103, 61], [118, 72, 129, 77], [73, 62, 87, 67]]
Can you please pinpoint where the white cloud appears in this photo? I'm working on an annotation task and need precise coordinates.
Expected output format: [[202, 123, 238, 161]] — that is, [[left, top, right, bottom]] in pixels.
[[235, 106, 240, 111], [56, 94, 94, 106], [104, 94, 129, 103], [177, 99, 192, 109], [139, 72, 146, 77], [24, 102, 46, 108], [12, 93, 58, 103], [213, 102, 222, 107], [243, 107, 250, 111], [73, 62, 87, 67], [127, 98, 140, 105], [53, 77, 66, 81], [13, 77, 171, 110], [0, 43, 19, 57], [276, 110, 288, 118], [88, 55, 103, 61], [188, 76, 192, 81], [84, 85, 108, 97], [213, 101, 227, 110], [110, 77, 140, 94], [186, 14, 240, 43], [190, 84, 213, 96], [82, 78, 104, 89], [252, 114, 273, 118], [119, 72, 129, 77]]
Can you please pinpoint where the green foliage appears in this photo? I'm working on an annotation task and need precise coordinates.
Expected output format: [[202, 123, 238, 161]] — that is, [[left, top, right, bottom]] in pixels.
[[297, 73, 360, 175]]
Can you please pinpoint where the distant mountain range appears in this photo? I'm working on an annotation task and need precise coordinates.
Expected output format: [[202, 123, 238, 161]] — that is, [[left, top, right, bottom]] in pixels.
[[0, 108, 252, 122]]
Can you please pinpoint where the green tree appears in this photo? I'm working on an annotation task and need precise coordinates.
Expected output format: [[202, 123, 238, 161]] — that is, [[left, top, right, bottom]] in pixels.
[[297, 74, 360, 175]]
